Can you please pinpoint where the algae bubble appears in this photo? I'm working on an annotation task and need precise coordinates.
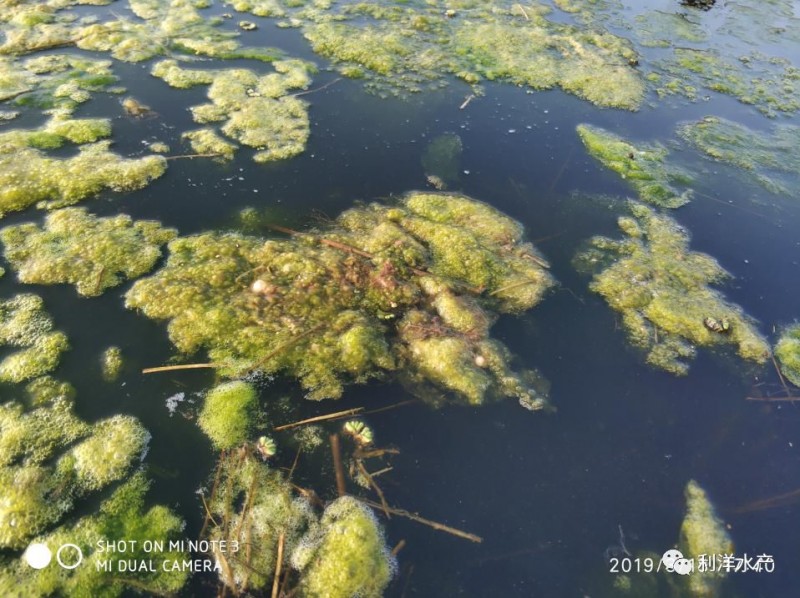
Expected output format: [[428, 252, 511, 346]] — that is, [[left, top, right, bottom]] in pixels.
[[0, 208, 177, 297], [126, 192, 554, 407], [574, 202, 770, 375]]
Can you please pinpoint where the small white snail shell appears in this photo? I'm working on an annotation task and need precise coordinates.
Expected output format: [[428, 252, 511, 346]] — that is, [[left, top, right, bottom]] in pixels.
[[474, 355, 487, 368], [251, 279, 268, 294]]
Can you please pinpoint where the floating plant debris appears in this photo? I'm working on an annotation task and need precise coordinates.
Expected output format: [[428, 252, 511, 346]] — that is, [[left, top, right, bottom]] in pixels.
[[677, 116, 800, 196], [197, 380, 257, 450], [1, 208, 177, 296], [0, 120, 166, 217], [574, 202, 770, 375], [0, 294, 68, 383], [776, 325, 800, 388], [577, 124, 692, 209], [153, 58, 313, 162], [128, 192, 554, 407], [679, 480, 733, 597]]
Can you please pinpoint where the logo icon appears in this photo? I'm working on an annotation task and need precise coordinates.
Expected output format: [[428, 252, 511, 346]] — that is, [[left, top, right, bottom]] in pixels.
[[23, 543, 52, 569], [660, 549, 693, 575], [56, 544, 83, 570]]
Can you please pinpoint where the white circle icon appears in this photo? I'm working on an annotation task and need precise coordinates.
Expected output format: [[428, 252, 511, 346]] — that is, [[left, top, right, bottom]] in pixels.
[[23, 543, 52, 569], [660, 548, 683, 572], [56, 544, 83, 570]]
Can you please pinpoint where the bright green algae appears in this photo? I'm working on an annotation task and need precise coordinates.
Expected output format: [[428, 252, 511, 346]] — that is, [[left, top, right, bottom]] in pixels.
[[0, 472, 188, 597], [100, 346, 123, 381], [577, 124, 692, 209], [198, 381, 257, 449], [575, 202, 770, 375], [287, 0, 642, 108], [126, 192, 554, 407], [0, 119, 166, 218], [776, 325, 800, 388], [153, 58, 313, 162], [0, 208, 177, 296], [0, 294, 68, 383], [677, 116, 800, 196]]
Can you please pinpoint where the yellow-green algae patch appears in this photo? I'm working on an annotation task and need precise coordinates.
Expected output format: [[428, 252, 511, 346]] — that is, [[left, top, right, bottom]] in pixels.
[[0, 54, 118, 116], [100, 346, 123, 381], [126, 192, 554, 407], [0, 207, 177, 296], [0, 120, 166, 217], [677, 116, 800, 196], [292, 495, 394, 598], [679, 480, 733, 597], [0, 401, 149, 549], [292, 0, 642, 107], [154, 58, 313, 162], [577, 124, 692, 209], [197, 380, 257, 449], [574, 202, 770, 375], [0, 294, 68, 383], [207, 449, 317, 593], [24, 375, 75, 407], [0, 472, 188, 597], [776, 325, 800, 388]]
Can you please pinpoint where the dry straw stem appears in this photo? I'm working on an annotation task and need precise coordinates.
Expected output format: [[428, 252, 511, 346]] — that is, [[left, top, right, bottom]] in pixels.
[[360, 498, 482, 543]]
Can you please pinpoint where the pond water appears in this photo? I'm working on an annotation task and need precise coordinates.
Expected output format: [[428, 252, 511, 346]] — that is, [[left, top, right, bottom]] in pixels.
[[1, 1, 800, 597]]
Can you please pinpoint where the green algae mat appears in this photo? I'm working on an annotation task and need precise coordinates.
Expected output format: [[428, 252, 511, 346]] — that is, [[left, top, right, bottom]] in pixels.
[[1, 0, 800, 597]]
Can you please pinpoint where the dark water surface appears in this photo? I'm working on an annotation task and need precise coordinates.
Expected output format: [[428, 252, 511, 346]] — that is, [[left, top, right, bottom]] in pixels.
[[2, 1, 800, 597]]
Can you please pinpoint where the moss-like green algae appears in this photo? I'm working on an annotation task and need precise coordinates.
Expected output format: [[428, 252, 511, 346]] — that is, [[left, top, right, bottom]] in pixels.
[[575, 202, 770, 375], [154, 58, 313, 162], [0, 119, 166, 218], [198, 380, 257, 449], [0, 294, 68, 383], [100, 346, 123, 381], [776, 325, 800, 388], [677, 116, 800, 196], [0, 207, 177, 296], [577, 124, 692, 209], [126, 192, 554, 407]]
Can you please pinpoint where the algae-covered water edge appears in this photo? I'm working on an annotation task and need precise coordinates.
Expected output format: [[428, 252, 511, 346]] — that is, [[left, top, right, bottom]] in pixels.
[[1, 1, 800, 597]]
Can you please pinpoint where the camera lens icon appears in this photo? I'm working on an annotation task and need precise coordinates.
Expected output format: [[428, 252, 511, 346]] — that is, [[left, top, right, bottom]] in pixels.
[[23, 542, 83, 570]]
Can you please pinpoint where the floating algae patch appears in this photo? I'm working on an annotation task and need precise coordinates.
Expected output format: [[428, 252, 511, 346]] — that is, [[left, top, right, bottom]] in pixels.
[[206, 450, 316, 593], [0, 120, 166, 217], [577, 124, 692, 209], [292, 495, 394, 598], [421, 132, 462, 189], [153, 58, 313, 162], [0, 472, 188, 597], [574, 202, 770, 375], [75, 0, 280, 63], [294, 0, 643, 107], [126, 192, 554, 407], [677, 116, 800, 196], [0, 294, 68, 383], [197, 380, 257, 449], [0, 208, 177, 296], [775, 325, 800, 388], [651, 49, 800, 117], [24, 375, 75, 407], [100, 346, 123, 381], [0, 54, 118, 116], [0, 396, 150, 549], [679, 480, 734, 597]]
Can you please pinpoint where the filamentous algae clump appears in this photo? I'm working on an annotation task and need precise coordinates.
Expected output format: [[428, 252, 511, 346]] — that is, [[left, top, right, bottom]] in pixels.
[[101, 346, 123, 381], [679, 480, 734, 597], [577, 124, 692, 208], [776, 324, 800, 388], [197, 380, 257, 449], [0, 472, 188, 597], [0, 294, 68, 383], [126, 192, 554, 407], [574, 202, 770, 375], [1, 208, 177, 296]]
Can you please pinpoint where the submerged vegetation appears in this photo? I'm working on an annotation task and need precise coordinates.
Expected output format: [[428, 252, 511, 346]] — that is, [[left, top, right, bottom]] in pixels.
[[127, 192, 554, 407], [1, 208, 177, 296], [575, 202, 770, 375], [577, 124, 692, 209], [677, 116, 800, 196]]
